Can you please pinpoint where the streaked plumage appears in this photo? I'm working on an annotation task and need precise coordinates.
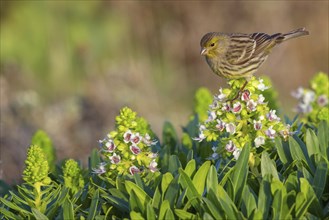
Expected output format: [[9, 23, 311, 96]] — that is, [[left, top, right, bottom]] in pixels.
[[200, 28, 309, 80]]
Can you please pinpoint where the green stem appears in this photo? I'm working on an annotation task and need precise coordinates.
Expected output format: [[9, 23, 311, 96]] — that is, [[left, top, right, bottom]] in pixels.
[[33, 182, 42, 211]]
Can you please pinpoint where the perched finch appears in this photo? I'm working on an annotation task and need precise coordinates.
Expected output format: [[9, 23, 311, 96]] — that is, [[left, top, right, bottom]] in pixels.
[[200, 28, 309, 99]]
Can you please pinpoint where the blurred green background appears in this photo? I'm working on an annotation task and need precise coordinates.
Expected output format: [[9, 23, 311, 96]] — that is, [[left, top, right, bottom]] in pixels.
[[1, 1, 328, 184]]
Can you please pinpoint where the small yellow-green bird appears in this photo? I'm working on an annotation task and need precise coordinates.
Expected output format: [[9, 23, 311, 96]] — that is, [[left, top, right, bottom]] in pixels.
[[200, 27, 309, 84]]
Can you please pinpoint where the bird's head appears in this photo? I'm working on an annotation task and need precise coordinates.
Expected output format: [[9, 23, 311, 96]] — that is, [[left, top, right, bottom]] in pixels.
[[200, 33, 228, 58]]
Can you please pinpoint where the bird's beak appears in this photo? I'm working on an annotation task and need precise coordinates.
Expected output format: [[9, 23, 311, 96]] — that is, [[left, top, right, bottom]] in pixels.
[[200, 47, 207, 56]]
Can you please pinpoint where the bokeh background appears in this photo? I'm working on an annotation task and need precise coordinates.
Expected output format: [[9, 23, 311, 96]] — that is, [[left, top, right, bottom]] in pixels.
[[1, 1, 328, 184]]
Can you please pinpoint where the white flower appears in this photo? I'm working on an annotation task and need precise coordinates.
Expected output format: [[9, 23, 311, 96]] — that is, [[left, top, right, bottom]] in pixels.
[[123, 130, 133, 143], [98, 138, 107, 147], [149, 160, 158, 172], [259, 115, 265, 121], [291, 87, 304, 99], [216, 119, 226, 131], [317, 94, 328, 107], [92, 162, 107, 174], [265, 126, 276, 139], [253, 120, 262, 130], [210, 152, 219, 160], [209, 146, 219, 160], [241, 90, 250, 101], [280, 124, 294, 140], [207, 111, 217, 122], [130, 145, 141, 155], [210, 100, 219, 109], [109, 153, 121, 164], [232, 102, 242, 113], [247, 99, 257, 111], [129, 166, 141, 175], [193, 132, 205, 142], [216, 89, 227, 102], [221, 103, 231, 112], [225, 140, 236, 152], [257, 79, 269, 91], [258, 94, 266, 104], [233, 148, 241, 160], [296, 103, 313, 113], [104, 139, 116, 152], [199, 125, 206, 131], [225, 123, 236, 134], [212, 146, 218, 152], [143, 133, 158, 146], [302, 90, 315, 104], [254, 136, 265, 148], [267, 110, 280, 121], [130, 133, 142, 144]]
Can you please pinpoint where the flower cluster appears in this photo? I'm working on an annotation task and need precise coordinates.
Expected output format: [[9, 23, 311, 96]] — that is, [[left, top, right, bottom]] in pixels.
[[93, 107, 158, 178], [62, 159, 85, 194], [23, 145, 51, 185], [292, 72, 329, 124], [194, 77, 293, 159], [31, 130, 56, 172]]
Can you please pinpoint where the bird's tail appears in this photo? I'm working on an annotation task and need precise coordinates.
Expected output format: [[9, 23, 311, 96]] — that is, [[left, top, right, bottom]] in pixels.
[[275, 28, 309, 43]]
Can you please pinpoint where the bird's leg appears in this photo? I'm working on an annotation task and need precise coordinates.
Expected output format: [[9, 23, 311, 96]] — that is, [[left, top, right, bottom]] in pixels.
[[229, 80, 248, 103]]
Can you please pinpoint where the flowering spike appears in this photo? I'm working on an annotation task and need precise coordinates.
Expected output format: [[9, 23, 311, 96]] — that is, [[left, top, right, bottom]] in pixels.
[[62, 159, 84, 194], [23, 145, 50, 185], [96, 107, 158, 178], [193, 77, 294, 159]]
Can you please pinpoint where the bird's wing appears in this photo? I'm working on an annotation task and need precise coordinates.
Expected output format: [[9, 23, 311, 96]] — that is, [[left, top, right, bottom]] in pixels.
[[226, 33, 277, 65]]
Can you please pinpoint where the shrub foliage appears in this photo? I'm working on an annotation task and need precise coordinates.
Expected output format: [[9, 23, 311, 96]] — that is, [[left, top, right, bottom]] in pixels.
[[1, 73, 328, 220]]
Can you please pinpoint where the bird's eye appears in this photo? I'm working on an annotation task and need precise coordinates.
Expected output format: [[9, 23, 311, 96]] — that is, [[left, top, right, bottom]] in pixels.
[[210, 43, 215, 47]]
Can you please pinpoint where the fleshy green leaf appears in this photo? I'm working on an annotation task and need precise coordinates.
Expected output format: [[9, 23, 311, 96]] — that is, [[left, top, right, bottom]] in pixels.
[[271, 187, 289, 220], [168, 155, 182, 175], [125, 180, 151, 214], [152, 187, 162, 210], [241, 186, 257, 218], [164, 208, 175, 220], [174, 209, 197, 219], [62, 198, 74, 220], [101, 195, 129, 213], [317, 121, 329, 160], [231, 143, 250, 207], [164, 177, 180, 209], [87, 189, 100, 220], [258, 175, 272, 219], [178, 168, 201, 211], [0, 197, 31, 215], [289, 136, 315, 174], [312, 157, 328, 200], [192, 161, 211, 195], [129, 189, 143, 215], [159, 200, 170, 220], [306, 129, 320, 157], [161, 172, 174, 194], [184, 159, 196, 177], [32, 208, 48, 220], [130, 211, 144, 220], [296, 178, 316, 218], [0, 207, 24, 220], [146, 201, 156, 220], [206, 165, 218, 197], [261, 152, 279, 180], [202, 197, 222, 219], [217, 183, 240, 219], [203, 212, 214, 220]]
